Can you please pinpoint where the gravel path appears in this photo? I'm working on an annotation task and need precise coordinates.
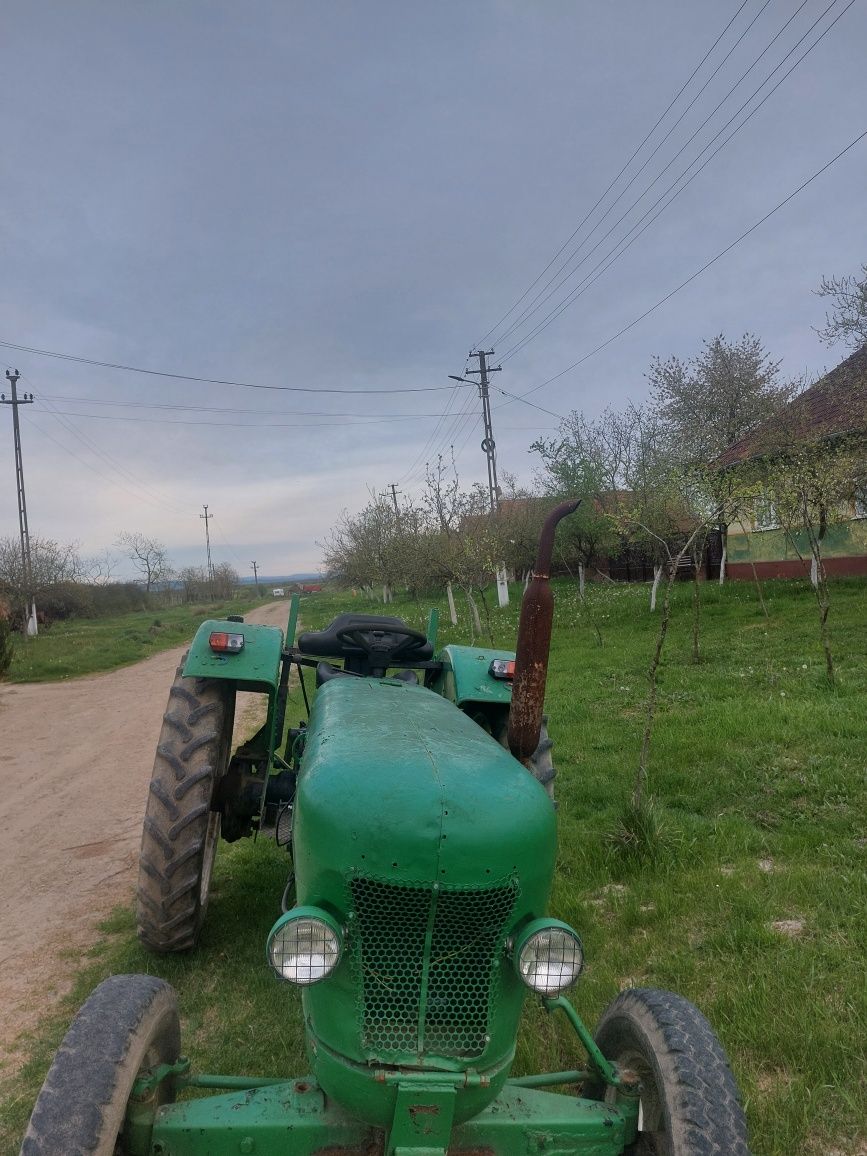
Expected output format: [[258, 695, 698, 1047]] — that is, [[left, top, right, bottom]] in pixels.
[[0, 601, 290, 1071]]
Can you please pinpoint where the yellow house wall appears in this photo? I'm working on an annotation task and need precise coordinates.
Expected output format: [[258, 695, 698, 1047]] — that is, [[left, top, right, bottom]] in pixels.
[[728, 516, 867, 564]]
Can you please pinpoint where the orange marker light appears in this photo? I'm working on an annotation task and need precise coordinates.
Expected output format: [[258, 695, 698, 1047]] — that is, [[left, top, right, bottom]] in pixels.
[[209, 631, 245, 653]]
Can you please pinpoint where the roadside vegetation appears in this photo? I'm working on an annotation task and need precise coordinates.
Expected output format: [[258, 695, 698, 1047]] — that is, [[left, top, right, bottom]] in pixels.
[[2, 576, 866, 1156], [3, 595, 268, 682]]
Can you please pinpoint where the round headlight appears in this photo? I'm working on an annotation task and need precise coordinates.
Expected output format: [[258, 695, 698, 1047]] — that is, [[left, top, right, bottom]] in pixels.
[[267, 908, 343, 985], [514, 920, 584, 995]]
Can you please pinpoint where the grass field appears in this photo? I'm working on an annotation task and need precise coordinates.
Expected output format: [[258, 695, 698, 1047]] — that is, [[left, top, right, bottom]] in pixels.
[[2, 576, 866, 1154], [4, 595, 268, 682]]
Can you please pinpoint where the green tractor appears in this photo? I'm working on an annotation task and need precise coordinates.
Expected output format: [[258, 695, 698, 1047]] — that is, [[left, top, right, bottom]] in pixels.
[[21, 502, 749, 1155]]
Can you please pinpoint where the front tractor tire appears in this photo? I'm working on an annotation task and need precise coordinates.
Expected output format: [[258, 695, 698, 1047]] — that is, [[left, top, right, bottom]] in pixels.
[[586, 988, 749, 1155], [136, 662, 235, 953], [21, 974, 181, 1156]]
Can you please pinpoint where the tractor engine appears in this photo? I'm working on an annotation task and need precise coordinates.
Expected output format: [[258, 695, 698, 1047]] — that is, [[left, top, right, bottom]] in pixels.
[[281, 675, 558, 1127]]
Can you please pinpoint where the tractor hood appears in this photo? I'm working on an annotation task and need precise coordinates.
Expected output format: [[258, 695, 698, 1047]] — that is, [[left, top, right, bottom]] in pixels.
[[292, 677, 558, 1121], [294, 676, 556, 896]]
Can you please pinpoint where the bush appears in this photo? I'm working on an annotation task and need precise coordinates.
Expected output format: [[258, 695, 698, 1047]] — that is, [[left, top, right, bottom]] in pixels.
[[38, 582, 95, 622], [0, 615, 12, 677], [87, 582, 148, 617]]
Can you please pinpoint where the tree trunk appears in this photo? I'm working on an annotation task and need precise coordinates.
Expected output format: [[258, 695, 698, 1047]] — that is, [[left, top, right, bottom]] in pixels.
[[635, 562, 678, 807], [692, 564, 701, 664], [465, 589, 482, 640], [446, 582, 457, 625], [649, 565, 663, 612], [807, 537, 834, 685], [476, 585, 496, 646], [578, 562, 585, 600], [744, 537, 769, 620], [718, 542, 727, 586]]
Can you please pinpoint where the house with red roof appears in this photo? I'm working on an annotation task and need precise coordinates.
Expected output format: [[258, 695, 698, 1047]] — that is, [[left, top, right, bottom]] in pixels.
[[717, 344, 867, 578]]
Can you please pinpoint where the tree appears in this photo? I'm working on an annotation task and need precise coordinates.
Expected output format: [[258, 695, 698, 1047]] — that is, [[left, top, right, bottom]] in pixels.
[[83, 549, 120, 585], [755, 433, 864, 686], [115, 532, 171, 593], [178, 566, 208, 603], [320, 491, 407, 601], [648, 334, 797, 581], [0, 535, 86, 628], [815, 263, 867, 350], [211, 562, 239, 601], [0, 534, 84, 594], [532, 409, 623, 590]]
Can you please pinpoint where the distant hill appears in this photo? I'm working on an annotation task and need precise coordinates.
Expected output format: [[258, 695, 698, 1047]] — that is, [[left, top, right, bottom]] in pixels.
[[237, 573, 322, 585]]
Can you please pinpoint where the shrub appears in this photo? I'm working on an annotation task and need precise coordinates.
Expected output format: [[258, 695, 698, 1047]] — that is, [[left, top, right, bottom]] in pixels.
[[0, 615, 12, 677]]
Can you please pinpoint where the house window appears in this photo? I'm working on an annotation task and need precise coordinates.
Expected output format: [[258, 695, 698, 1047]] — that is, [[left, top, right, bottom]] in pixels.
[[753, 499, 780, 531]]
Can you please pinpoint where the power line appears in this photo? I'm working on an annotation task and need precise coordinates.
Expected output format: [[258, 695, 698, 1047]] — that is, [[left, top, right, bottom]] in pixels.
[[396, 375, 468, 482], [500, 125, 867, 407], [496, 0, 849, 363], [38, 392, 447, 420], [473, 0, 756, 351], [400, 396, 479, 491], [0, 338, 455, 394], [31, 406, 450, 429], [21, 377, 192, 517], [491, 0, 781, 353]]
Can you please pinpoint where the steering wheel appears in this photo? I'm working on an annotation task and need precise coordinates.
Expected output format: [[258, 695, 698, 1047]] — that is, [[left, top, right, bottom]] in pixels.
[[335, 624, 429, 663]]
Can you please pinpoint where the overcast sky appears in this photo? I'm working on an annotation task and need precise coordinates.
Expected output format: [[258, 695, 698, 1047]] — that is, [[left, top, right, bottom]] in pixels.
[[2, 1, 865, 578]]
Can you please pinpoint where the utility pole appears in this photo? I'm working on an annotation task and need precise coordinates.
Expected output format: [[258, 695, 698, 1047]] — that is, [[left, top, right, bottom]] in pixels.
[[200, 505, 214, 587], [251, 560, 260, 597], [388, 483, 401, 519], [1, 370, 37, 635], [465, 350, 501, 513]]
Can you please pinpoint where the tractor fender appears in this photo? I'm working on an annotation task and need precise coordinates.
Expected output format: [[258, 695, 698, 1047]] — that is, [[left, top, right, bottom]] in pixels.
[[433, 643, 516, 708], [182, 619, 284, 692]]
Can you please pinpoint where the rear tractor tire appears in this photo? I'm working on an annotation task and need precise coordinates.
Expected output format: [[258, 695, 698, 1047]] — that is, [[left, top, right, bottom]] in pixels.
[[20, 974, 181, 1156], [488, 711, 556, 801], [585, 987, 749, 1155], [136, 661, 235, 953]]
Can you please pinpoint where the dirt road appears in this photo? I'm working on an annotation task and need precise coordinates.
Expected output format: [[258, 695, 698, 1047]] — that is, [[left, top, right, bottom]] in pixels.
[[0, 600, 291, 1070]]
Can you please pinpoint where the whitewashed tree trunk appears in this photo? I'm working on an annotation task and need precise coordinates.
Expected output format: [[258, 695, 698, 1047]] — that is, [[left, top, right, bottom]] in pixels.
[[382, 583, 393, 604], [26, 601, 38, 637], [496, 565, 509, 608], [578, 562, 585, 600], [446, 582, 458, 625], [650, 565, 664, 612], [523, 569, 531, 591], [810, 555, 818, 588], [718, 544, 727, 586]]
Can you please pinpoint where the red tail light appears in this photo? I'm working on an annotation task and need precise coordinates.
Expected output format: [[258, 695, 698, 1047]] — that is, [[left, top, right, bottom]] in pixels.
[[209, 631, 245, 653]]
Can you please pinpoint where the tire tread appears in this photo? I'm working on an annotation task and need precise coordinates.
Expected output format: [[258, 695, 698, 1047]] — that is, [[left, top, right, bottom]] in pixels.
[[136, 663, 231, 952], [592, 987, 750, 1155]]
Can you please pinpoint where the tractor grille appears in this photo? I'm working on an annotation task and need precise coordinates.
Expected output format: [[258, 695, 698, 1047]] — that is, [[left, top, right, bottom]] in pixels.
[[349, 876, 518, 1061]]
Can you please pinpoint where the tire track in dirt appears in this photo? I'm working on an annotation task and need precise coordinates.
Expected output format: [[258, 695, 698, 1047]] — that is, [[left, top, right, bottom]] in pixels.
[[0, 601, 290, 1072]]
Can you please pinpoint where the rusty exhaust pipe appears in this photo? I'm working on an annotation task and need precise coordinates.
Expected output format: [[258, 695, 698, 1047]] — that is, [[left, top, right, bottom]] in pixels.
[[507, 498, 580, 762]]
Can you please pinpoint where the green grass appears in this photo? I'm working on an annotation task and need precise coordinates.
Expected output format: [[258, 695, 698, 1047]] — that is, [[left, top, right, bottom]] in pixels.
[[4, 596, 268, 682], [2, 577, 866, 1154]]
